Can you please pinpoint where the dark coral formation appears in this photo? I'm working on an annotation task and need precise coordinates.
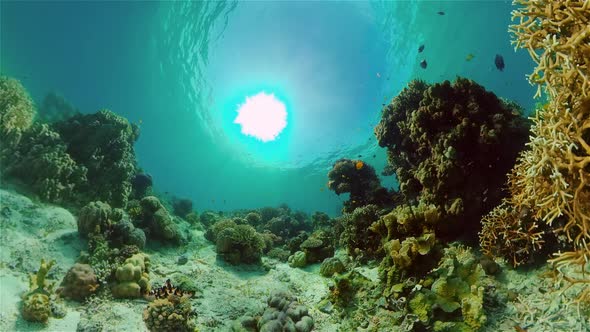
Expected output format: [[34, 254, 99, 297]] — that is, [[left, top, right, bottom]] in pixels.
[[374, 78, 530, 241], [338, 204, 383, 260], [1, 77, 140, 208], [328, 159, 391, 213], [138, 196, 185, 245], [54, 110, 139, 208]]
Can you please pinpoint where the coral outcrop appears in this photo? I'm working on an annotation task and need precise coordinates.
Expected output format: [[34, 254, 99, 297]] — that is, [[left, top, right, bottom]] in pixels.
[[21, 259, 56, 323], [53, 109, 139, 208], [375, 77, 530, 241], [0, 76, 35, 154], [3, 123, 87, 203], [143, 294, 194, 332], [327, 159, 391, 213], [139, 196, 184, 244], [57, 263, 99, 301], [111, 253, 151, 298], [339, 204, 383, 260]]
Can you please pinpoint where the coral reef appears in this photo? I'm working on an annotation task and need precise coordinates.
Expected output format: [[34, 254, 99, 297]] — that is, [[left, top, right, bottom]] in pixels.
[[327, 158, 391, 213], [257, 291, 314, 332], [3, 123, 87, 203], [139, 196, 184, 244], [375, 77, 530, 241], [21, 259, 56, 323], [299, 231, 334, 264], [131, 173, 153, 199], [0, 76, 35, 154], [319, 257, 345, 277], [287, 251, 307, 268], [143, 294, 194, 332], [172, 197, 193, 218], [407, 245, 487, 331], [53, 109, 139, 208], [481, 0, 590, 299], [216, 223, 265, 265], [111, 253, 151, 298], [37, 91, 79, 123], [57, 263, 99, 301], [338, 204, 383, 260]]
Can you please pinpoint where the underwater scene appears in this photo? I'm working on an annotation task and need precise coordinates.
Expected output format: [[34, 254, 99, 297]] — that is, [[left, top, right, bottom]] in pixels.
[[0, 0, 589, 331]]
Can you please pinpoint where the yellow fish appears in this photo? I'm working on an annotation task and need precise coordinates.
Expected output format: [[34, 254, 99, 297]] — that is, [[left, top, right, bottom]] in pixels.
[[355, 161, 364, 170], [465, 53, 475, 61]]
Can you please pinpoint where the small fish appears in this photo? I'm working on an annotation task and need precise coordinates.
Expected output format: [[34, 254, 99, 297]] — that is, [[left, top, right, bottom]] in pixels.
[[495, 54, 505, 71], [420, 60, 428, 69], [437, 11, 445, 15], [373, 154, 376, 158], [418, 45, 425, 53], [465, 53, 475, 61], [320, 187, 325, 192], [355, 161, 364, 170], [358, 154, 362, 158], [376, 72, 381, 78]]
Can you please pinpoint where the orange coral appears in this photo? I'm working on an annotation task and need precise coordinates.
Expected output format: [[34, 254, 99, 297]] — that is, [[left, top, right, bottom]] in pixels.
[[480, 0, 590, 300]]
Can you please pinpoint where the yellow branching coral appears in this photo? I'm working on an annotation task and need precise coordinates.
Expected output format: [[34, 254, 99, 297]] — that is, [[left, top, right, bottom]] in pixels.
[[481, 0, 590, 301]]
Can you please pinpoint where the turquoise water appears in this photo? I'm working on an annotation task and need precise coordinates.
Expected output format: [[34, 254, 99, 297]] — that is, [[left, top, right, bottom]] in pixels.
[[1, 0, 536, 216]]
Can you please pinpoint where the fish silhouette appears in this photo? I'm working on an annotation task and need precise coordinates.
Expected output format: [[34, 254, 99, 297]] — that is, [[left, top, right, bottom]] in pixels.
[[495, 54, 505, 71]]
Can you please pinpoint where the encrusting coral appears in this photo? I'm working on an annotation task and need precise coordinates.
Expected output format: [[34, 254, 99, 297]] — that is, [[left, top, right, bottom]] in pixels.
[[481, 0, 590, 300]]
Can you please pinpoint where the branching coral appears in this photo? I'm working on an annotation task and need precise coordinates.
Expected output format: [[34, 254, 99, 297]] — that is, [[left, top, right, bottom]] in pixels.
[[480, 1, 590, 298], [479, 202, 546, 266]]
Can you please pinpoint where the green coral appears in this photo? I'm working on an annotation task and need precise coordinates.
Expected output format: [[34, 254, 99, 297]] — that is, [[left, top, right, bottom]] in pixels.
[[111, 253, 150, 298], [77, 201, 113, 238], [339, 204, 383, 260], [0, 76, 35, 153], [288, 251, 307, 268], [319, 257, 345, 277], [407, 245, 487, 330], [143, 295, 194, 332], [216, 224, 265, 265]]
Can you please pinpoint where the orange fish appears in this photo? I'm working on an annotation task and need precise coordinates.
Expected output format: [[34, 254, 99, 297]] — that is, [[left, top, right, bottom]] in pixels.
[[355, 161, 364, 170]]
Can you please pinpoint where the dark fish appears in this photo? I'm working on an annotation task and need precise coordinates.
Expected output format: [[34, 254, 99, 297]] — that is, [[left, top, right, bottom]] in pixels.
[[418, 45, 425, 53], [437, 11, 445, 15], [373, 154, 376, 158], [358, 154, 362, 158], [495, 54, 505, 71], [420, 60, 427, 69]]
